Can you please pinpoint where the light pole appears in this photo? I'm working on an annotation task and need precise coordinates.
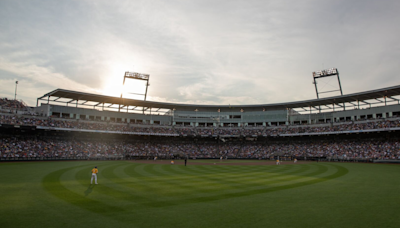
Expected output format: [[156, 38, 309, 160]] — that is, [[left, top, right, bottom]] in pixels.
[[218, 109, 220, 127], [240, 108, 244, 127], [14, 81, 18, 101], [195, 109, 198, 127], [172, 108, 176, 126]]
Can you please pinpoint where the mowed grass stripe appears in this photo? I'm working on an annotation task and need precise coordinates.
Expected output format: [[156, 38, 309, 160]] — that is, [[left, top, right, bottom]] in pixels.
[[150, 164, 310, 194], [237, 164, 342, 190], [96, 163, 158, 204], [123, 164, 322, 202], [119, 163, 299, 195], [112, 164, 325, 208], [43, 162, 347, 212], [135, 163, 291, 184], [49, 163, 160, 207], [149, 164, 320, 200], [169, 163, 303, 181], [101, 163, 155, 191], [172, 164, 325, 197], [180, 163, 285, 175], [97, 163, 195, 205], [42, 166, 124, 214], [142, 164, 348, 208], [61, 163, 117, 197], [163, 164, 310, 187], [74, 164, 149, 207], [87, 163, 314, 205]]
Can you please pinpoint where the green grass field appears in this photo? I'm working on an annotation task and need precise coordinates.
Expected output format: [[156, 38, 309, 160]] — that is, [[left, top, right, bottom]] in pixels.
[[1, 160, 399, 228]]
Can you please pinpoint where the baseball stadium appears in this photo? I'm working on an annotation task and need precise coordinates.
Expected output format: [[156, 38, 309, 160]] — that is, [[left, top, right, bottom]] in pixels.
[[1, 69, 400, 228]]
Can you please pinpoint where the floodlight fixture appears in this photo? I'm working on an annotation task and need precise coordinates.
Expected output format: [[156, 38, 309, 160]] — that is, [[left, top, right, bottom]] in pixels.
[[312, 68, 343, 99], [121, 71, 150, 100]]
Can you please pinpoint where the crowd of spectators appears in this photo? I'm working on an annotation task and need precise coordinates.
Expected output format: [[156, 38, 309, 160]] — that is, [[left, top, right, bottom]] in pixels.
[[197, 143, 219, 158], [265, 119, 400, 135], [1, 113, 400, 136], [176, 128, 196, 135], [254, 140, 400, 160], [0, 114, 177, 134], [242, 128, 264, 136], [2, 137, 399, 160], [0, 98, 26, 111], [0, 137, 124, 159]]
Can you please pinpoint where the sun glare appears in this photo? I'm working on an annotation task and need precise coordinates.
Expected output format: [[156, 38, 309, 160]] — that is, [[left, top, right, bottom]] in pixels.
[[101, 63, 148, 99]]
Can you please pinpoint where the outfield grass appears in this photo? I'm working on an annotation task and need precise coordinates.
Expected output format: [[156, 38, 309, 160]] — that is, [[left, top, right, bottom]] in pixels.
[[187, 159, 268, 163], [1, 160, 399, 228]]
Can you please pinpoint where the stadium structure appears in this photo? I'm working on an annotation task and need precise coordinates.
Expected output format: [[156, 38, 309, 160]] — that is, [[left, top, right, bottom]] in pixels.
[[1, 69, 400, 162], [35, 84, 400, 127]]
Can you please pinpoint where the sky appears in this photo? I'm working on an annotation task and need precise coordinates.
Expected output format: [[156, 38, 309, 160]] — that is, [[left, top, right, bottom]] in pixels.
[[0, 0, 399, 107]]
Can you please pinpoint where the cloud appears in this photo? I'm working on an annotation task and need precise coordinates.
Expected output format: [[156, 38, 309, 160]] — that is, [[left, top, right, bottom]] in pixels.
[[1, 0, 400, 107]]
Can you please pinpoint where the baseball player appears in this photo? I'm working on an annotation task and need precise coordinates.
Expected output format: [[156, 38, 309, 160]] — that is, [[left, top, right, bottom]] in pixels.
[[91, 166, 98, 184]]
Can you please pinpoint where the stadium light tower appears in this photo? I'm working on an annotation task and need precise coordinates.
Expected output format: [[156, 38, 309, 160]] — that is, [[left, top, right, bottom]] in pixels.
[[312, 68, 343, 99], [14, 81, 18, 100], [120, 71, 150, 100], [119, 71, 150, 114]]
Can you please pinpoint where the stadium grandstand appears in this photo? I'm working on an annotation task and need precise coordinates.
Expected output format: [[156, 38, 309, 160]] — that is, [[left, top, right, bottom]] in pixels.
[[1, 84, 400, 162]]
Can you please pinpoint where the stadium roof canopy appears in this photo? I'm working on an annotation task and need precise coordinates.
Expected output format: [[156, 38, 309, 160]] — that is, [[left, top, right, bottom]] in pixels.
[[37, 85, 400, 113]]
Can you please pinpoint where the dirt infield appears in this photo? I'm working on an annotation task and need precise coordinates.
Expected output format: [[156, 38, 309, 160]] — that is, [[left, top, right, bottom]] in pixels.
[[130, 160, 312, 166]]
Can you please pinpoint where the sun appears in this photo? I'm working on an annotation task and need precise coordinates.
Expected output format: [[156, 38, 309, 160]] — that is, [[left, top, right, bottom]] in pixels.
[[101, 63, 128, 97]]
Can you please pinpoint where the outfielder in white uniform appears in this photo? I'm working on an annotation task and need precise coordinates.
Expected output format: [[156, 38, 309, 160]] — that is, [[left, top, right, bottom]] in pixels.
[[91, 166, 98, 184]]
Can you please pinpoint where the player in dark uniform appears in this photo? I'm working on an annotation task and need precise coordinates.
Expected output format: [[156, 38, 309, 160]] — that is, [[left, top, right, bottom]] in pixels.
[[185, 157, 187, 166]]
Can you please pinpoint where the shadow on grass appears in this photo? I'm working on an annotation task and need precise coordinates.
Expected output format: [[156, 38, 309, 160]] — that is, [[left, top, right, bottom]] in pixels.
[[85, 184, 96, 196]]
